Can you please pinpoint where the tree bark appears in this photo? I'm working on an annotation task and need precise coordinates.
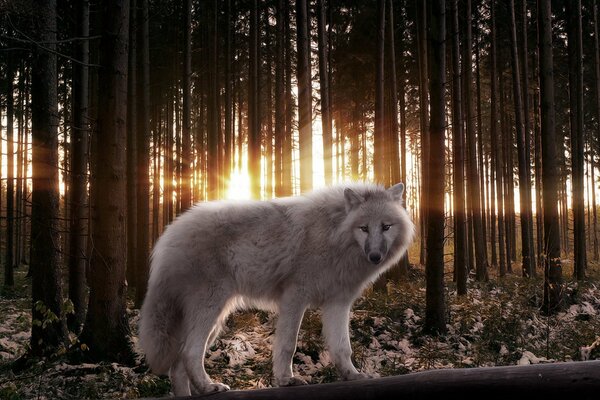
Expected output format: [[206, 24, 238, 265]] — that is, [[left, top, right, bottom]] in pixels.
[[5, 56, 15, 287], [566, 0, 586, 280], [374, 0, 386, 182], [249, 0, 261, 198], [537, 0, 563, 313], [135, 0, 151, 308], [208, 0, 220, 200], [296, 0, 313, 193], [463, 0, 488, 282], [275, 0, 286, 197], [593, 0, 600, 261], [181, 0, 192, 211], [68, 0, 90, 330], [180, 361, 600, 400], [317, 0, 333, 186], [80, 0, 135, 363], [508, 0, 535, 278], [424, 0, 447, 335], [30, 0, 68, 355], [450, 0, 467, 296]]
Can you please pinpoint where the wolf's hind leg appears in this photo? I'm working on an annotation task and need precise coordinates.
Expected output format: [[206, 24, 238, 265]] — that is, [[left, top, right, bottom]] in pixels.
[[181, 295, 231, 394], [272, 296, 307, 387], [169, 356, 190, 396], [321, 303, 369, 381]]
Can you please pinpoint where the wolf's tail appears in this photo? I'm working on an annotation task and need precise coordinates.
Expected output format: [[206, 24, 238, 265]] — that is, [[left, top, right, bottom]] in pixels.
[[138, 289, 181, 375]]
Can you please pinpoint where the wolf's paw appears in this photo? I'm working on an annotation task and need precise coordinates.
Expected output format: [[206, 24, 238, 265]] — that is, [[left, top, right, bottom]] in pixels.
[[191, 382, 230, 395], [276, 376, 308, 387], [344, 372, 373, 381]]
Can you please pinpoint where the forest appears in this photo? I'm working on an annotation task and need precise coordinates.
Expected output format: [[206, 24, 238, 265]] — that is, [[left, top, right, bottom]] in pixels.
[[0, 0, 599, 398]]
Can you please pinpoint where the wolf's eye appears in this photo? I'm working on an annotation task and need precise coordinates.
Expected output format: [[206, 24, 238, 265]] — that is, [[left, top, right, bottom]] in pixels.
[[359, 226, 369, 233], [382, 224, 392, 231]]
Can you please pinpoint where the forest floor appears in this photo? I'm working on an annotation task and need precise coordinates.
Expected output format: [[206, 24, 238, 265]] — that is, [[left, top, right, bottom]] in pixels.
[[1, 261, 600, 399]]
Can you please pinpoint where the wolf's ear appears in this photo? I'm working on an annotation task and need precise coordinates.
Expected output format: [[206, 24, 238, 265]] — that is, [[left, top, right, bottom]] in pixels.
[[344, 188, 364, 212], [388, 183, 405, 201]]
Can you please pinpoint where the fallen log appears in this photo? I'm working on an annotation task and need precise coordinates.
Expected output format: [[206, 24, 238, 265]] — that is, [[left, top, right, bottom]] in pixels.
[[147, 360, 600, 400]]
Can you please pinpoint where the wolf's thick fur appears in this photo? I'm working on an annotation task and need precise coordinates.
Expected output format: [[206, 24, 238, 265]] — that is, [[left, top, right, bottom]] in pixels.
[[139, 182, 415, 396]]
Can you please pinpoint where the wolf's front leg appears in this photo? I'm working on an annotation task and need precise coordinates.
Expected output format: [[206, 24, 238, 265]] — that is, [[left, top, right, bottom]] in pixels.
[[322, 303, 370, 381], [272, 298, 307, 387]]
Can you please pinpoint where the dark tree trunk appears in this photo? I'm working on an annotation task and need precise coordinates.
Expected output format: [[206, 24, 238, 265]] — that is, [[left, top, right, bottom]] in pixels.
[[208, 0, 220, 200], [5, 57, 15, 287], [317, 0, 333, 186], [296, 0, 313, 193], [537, 0, 563, 313], [450, 0, 467, 296], [593, 0, 600, 261], [508, 0, 535, 278], [126, 0, 138, 291], [30, 0, 68, 355], [275, 0, 286, 197], [135, 0, 151, 308], [80, 0, 135, 363], [424, 0, 447, 335], [68, 0, 90, 330], [374, 0, 386, 182], [249, 0, 261, 198], [566, 0, 586, 280], [181, 0, 192, 211], [463, 0, 488, 282], [283, 0, 294, 195], [416, 0, 429, 266]]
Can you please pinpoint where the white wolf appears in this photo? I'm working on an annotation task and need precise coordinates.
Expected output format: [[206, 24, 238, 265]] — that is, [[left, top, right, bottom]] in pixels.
[[139, 182, 415, 396]]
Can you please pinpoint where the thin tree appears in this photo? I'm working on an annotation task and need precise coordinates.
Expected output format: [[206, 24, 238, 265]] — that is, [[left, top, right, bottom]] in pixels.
[[508, 0, 535, 278], [297, 0, 313, 193], [463, 0, 488, 282], [450, 0, 467, 296], [593, 0, 600, 261], [537, 0, 563, 313], [275, 0, 286, 197], [566, 0, 586, 280], [374, 0, 386, 181], [69, 0, 90, 330], [181, 0, 192, 211], [416, 0, 429, 266], [29, 0, 68, 355], [5, 56, 15, 287], [135, 0, 151, 308], [424, 0, 447, 335], [80, 0, 135, 362], [318, 0, 333, 186], [249, 0, 261, 198]]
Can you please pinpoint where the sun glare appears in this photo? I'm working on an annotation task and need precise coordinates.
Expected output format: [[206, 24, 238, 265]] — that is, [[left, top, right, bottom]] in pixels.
[[226, 169, 252, 200]]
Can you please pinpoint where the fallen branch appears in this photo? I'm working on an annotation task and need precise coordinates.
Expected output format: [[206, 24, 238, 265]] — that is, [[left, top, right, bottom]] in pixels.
[[147, 360, 600, 400]]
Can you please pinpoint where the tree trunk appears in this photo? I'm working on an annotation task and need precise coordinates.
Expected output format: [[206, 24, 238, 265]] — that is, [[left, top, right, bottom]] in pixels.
[[424, 0, 447, 335], [68, 0, 90, 330], [275, 0, 286, 197], [374, 0, 386, 182], [317, 0, 333, 186], [30, 0, 68, 355], [450, 0, 467, 296], [135, 0, 151, 308], [296, 0, 313, 193], [80, 0, 135, 363], [5, 57, 15, 287], [508, 0, 535, 278], [181, 0, 192, 210], [284, 0, 294, 195], [249, 0, 261, 198], [126, 0, 138, 291], [566, 0, 586, 280], [208, 0, 220, 200], [593, 0, 600, 261], [416, 0, 429, 266], [537, 0, 563, 313], [463, 0, 488, 282]]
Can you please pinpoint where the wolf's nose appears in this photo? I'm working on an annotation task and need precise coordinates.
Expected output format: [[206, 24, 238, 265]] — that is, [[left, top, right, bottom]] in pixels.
[[369, 253, 382, 264]]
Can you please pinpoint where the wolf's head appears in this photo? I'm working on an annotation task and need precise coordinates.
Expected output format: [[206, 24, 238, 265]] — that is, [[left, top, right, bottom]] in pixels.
[[343, 183, 415, 266]]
